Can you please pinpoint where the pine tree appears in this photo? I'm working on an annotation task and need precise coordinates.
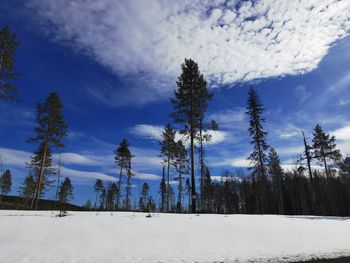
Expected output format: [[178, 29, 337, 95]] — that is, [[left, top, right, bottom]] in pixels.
[[159, 162, 167, 212], [312, 124, 341, 177], [246, 87, 269, 213], [93, 179, 103, 208], [140, 182, 150, 212], [28, 92, 67, 209], [0, 169, 12, 202], [159, 124, 177, 212], [18, 175, 36, 206], [267, 148, 284, 214], [0, 26, 20, 101], [58, 177, 73, 216], [173, 140, 188, 213], [99, 187, 106, 210], [83, 199, 92, 210], [171, 58, 212, 213], [114, 139, 132, 210], [106, 182, 118, 210], [197, 119, 217, 212], [202, 166, 213, 212]]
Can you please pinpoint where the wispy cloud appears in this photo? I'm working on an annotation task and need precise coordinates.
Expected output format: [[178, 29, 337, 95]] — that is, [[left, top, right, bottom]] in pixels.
[[130, 124, 227, 145], [27, 0, 350, 104], [295, 85, 311, 104], [61, 166, 116, 182], [209, 108, 246, 129]]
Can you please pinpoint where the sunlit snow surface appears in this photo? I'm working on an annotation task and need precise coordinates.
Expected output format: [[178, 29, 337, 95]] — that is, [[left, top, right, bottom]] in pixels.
[[0, 211, 350, 263]]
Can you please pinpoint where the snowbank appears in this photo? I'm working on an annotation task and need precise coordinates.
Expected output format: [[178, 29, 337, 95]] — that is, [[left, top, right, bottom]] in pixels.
[[0, 211, 349, 263]]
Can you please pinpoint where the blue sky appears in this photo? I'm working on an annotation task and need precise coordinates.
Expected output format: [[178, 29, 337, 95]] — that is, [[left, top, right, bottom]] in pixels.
[[0, 0, 350, 206]]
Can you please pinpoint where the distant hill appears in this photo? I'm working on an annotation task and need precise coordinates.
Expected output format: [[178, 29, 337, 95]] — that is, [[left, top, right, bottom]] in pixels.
[[0, 195, 83, 211]]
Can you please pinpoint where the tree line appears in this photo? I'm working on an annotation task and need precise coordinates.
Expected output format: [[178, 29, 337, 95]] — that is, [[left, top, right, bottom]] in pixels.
[[1, 25, 349, 216]]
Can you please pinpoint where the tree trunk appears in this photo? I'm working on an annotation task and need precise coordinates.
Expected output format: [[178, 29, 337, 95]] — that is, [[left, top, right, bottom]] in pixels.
[[199, 125, 204, 212], [190, 130, 196, 213], [167, 157, 170, 212]]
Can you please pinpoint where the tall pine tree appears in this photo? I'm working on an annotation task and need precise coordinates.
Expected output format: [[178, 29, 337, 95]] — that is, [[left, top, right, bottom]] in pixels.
[[171, 58, 212, 213], [114, 139, 132, 210], [159, 124, 177, 212], [28, 92, 67, 210], [93, 179, 104, 209], [246, 87, 269, 214]]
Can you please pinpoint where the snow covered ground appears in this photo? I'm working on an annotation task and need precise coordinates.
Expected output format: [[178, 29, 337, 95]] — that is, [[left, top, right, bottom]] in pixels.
[[0, 211, 350, 263]]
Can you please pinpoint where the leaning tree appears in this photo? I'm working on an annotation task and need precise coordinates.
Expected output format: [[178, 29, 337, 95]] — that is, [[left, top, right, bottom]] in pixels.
[[28, 92, 67, 209]]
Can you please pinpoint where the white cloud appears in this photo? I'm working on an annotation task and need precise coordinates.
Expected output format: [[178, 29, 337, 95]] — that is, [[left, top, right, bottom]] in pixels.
[[0, 148, 30, 167], [130, 124, 227, 145], [130, 146, 162, 170], [332, 125, 350, 141], [276, 145, 303, 157], [129, 124, 163, 141], [230, 157, 250, 167], [60, 166, 116, 182], [27, 0, 350, 104], [209, 108, 246, 129], [275, 123, 302, 140], [331, 125, 350, 155], [133, 172, 161, 181], [55, 152, 102, 166]]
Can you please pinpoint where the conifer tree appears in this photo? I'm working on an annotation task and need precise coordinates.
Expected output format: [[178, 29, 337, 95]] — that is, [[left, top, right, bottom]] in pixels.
[[0, 26, 20, 101], [19, 175, 36, 206], [173, 140, 188, 213], [99, 187, 106, 210], [0, 169, 12, 202], [197, 120, 217, 211], [106, 182, 118, 210], [267, 148, 284, 214], [114, 139, 132, 210], [312, 124, 341, 177], [83, 199, 92, 210], [28, 92, 67, 209], [93, 179, 103, 208], [246, 87, 269, 213], [159, 124, 177, 212], [171, 58, 212, 213], [140, 182, 150, 212], [159, 162, 166, 212], [202, 166, 213, 212], [58, 177, 73, 215]]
